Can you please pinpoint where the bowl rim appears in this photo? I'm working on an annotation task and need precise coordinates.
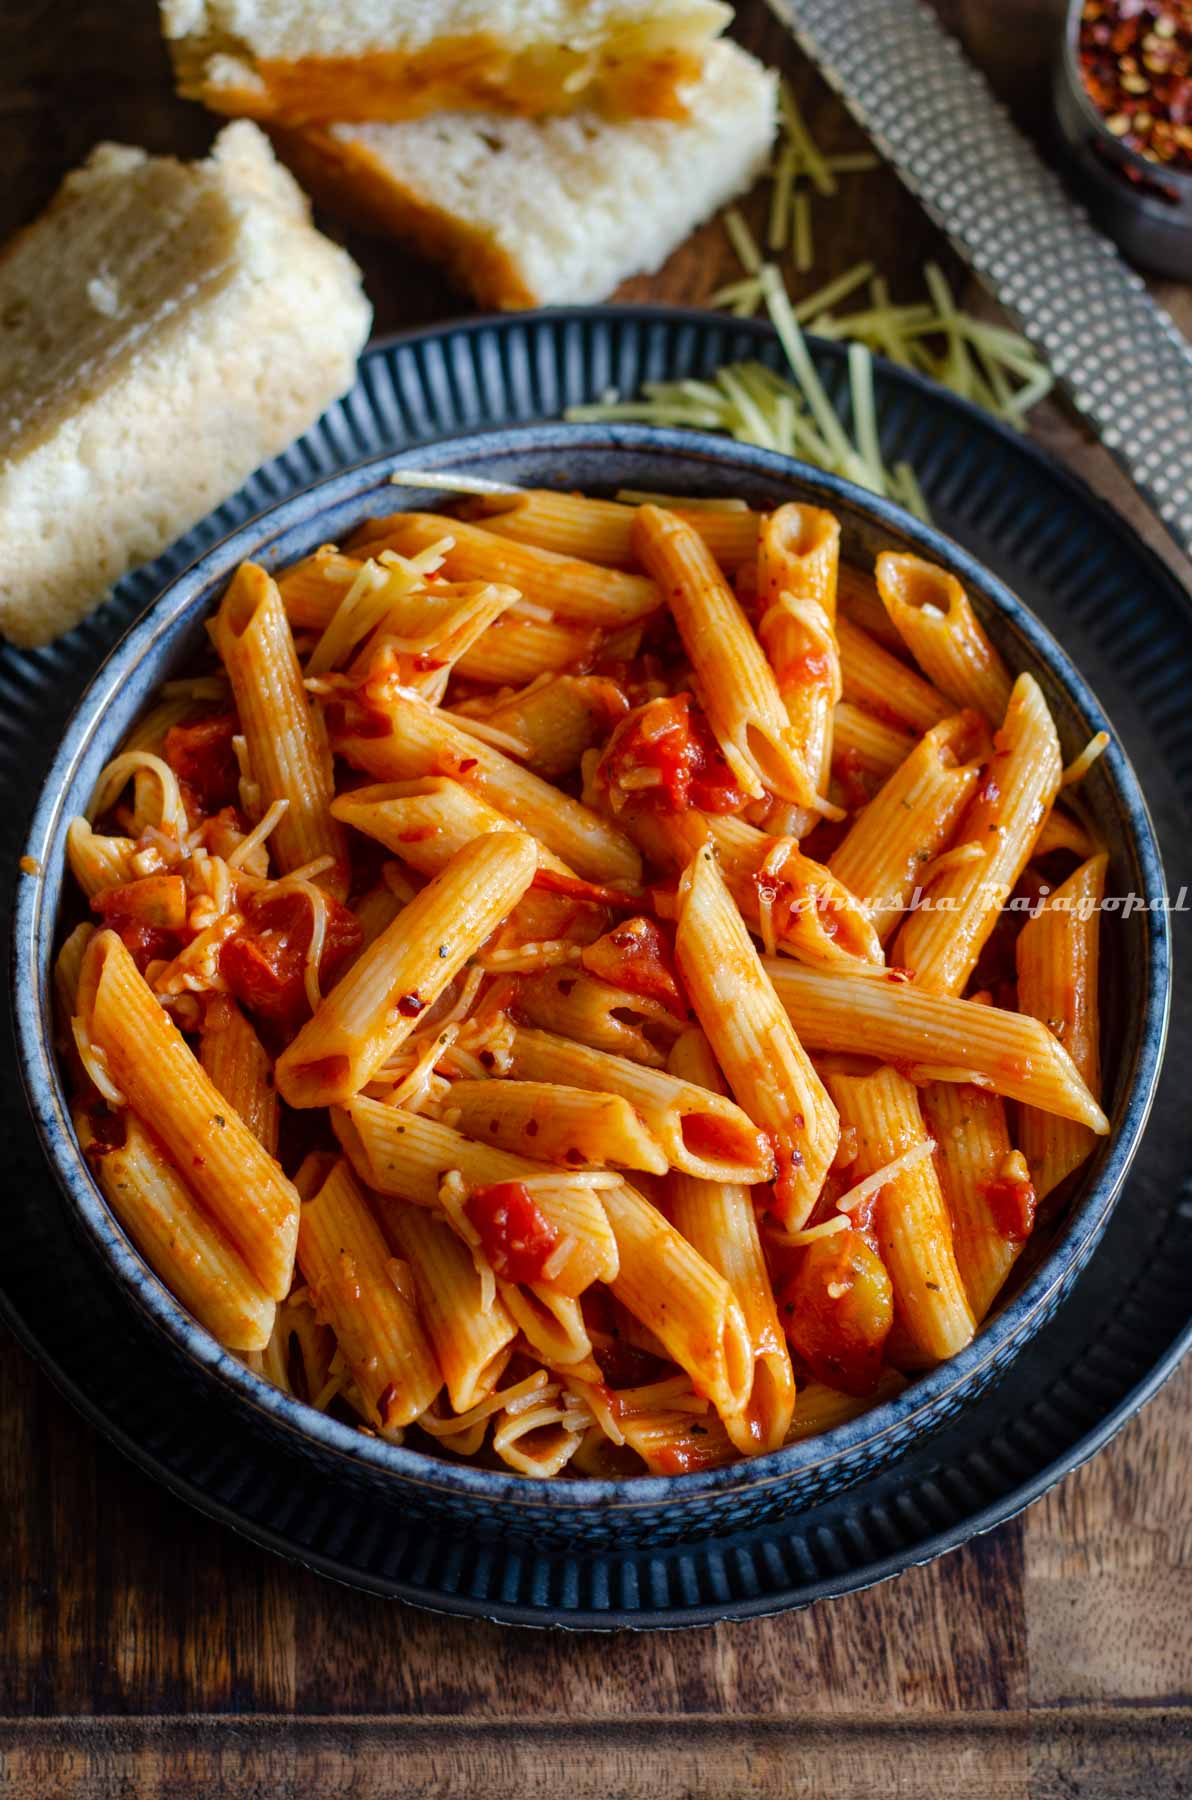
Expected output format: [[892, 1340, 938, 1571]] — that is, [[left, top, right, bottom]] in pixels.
[[12, 420, 1172, 1513]]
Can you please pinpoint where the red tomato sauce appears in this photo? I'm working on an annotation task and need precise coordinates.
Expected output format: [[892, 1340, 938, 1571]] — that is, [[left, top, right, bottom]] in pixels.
[[981, 1174, 1038, 1243], [219, 888, 361, 1032], [164, 713, 241, 817], [464, 1181, 561, 1284], [580, 917, 688, 1019], [600, 695, 749, 815]]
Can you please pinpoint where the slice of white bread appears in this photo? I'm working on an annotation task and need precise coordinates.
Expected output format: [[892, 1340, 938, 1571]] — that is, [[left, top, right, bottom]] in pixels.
[[161, 0, 733, 124], [273, 40, 776, 311], [0, 122, 371, 647]]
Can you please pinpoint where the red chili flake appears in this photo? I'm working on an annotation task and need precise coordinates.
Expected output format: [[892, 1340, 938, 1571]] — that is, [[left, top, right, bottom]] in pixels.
[[378, 1381, 401, 1427], [1078, 0, 1192, 170], [396, 993, 425, 1017]]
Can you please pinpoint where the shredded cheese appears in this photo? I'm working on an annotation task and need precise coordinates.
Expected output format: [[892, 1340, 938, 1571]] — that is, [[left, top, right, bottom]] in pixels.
[[835, 1138, 937, 1214], [225, 798, 289, 870], [1061, 731, 1110, 788]]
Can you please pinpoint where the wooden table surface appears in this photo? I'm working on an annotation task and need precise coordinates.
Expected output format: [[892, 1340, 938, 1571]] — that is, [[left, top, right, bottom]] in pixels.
[[3, 4, 1191, 1795]]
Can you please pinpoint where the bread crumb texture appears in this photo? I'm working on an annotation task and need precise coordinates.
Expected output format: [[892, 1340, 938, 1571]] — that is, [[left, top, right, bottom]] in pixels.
[[278, 40, 777, 309], [0, 121, 371, 646]]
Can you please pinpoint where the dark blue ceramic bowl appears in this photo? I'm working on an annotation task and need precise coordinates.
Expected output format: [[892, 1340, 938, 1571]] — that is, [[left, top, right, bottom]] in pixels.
[[13, 424, 1171, 1550]]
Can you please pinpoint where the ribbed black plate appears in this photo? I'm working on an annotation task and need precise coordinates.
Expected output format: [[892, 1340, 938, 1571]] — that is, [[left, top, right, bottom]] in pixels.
[[2, 308, 1190, 1628]]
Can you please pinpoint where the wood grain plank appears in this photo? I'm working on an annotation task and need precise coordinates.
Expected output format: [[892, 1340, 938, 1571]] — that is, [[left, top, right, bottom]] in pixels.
[[0, 1712, 1034, 1799], [1025, 1358, 1192, 1707]]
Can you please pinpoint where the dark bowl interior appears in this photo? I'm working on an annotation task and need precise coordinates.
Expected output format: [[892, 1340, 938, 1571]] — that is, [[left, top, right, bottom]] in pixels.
[[12, 424, 1170, 1549]]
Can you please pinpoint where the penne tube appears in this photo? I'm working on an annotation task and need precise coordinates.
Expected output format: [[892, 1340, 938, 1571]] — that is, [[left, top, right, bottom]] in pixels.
[[466, 489, 760, 571], [505, 1026, 774, 1185], [351, 512, 662, 626], [601, 1179, 754, 1423], [876, 552, 1013, 726], [276, 832, 538, 1108], [617, 1408, 739, 1474], [198, 994, 279, 1156], [633, 506, 821, 807], [675, 847, 838, 1227], [1036, 805, 1095, 861], [331, 776, 570, 879], [330, 693, 641, 886], [276, 547, 369, 629], [347, 580, 520, 703], [893, 674, 1063, 995], [211, 562, 348, 894], [297, 1159, 442, 1434], [629, 805, 881, 970], [1015, 852, 1107, 1199], [761, 956, 1109, 1130], [441, 1079, 669, 1174], [498, 1283, 597, 1373], [77, 1107, 275, 1352], [786, 1368, 907, 1441], [76, 930, 299, 1299], [377, 1194, 517, 1412], [332, 1098, 619, 1295], [831, 702, 916, 789], [824, 1064, 974, 1361], [455, 612, 602, 686], [666, 1030, 795, 1455], [351, 879, 405, 953], [829, 713, 985, 944], [450, 674, 628, 780], [513, 966, 678, 1068], [919, 1081, 1024, 1322], [331, 776, 595, 954], [836, 563, 906, 653], [836, 615, 953, 735], [755, 504, 841, 835]]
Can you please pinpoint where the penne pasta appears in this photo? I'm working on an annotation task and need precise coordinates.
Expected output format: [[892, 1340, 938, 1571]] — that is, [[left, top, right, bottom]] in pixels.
[[836, 615, 953, 736], [76, 1107, 275, 1352], [276, 831, 538, 1108], [198, 993, 279, 1156], [211, 561, 348, 895], [76, 930, 299, 1300], [332, 1097, 619, 1295], [893, 674, 1063, 995], [755, 503, 841, 834], [351, 512, 662, 626], [876, 552, 1014, 726], [600, 1179, 754, 1423], [919, 1081, 1024, 1321], [330, 692, 641, 886], [831, 701, 916, 790], [762, 956, 1109, 1130], [513, 966, 679, 1068], [505, 1025, 774, 1185], [297, 1159, 442, 1433], [455, 612, 602, 686], [824, 1064, 975, 1360], [675, 847, 838, 1227], [1015, 852, 1107, 1199], [829, 713, 985, 944], [441, 1078, 669, 1174], [377, 1194, 517, 1413], [466, 488, 760, 571], [450, 674, 628, 780], [633, 505, 821, 808], [666, 1030, 795, 1454]]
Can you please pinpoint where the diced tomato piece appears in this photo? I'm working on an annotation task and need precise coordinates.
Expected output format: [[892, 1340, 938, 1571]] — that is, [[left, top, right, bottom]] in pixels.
[[93, 877, 189, 972], [464, 1181, 561, 1284], [164, 713, 240, 817], [980, 1174, 1038, 1243], [598, 694, 748, 815], [778, 1228, 893, 1397], [219, 887, 362, 1032], [580, 916, 688, 1019]]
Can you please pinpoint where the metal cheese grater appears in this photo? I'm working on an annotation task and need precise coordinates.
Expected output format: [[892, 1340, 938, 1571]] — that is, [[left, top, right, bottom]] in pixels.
[[767, 0, 1192, 556]]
